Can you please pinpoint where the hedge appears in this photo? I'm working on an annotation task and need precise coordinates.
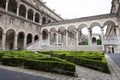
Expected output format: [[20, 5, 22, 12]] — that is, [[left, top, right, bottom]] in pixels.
[[39, 51, 110, 73], [1, 56, 76, 76]]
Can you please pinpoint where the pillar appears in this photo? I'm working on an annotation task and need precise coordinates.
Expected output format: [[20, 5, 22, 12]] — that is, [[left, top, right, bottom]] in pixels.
[[5, 0, 9, 12], [79, 31, 82, 44], [56, 31, 58, 46], [2, 33, 6, 50], [101, 27, 104, 51], [33, 13, 35, 22], [17, 4, 20, 16], [66, 30, 68, 46], [26, 10, 28, 20], [48, 32, 50, 45], [14, 35, 18, 50], [24, 35, 27, 50], [88, 28, 92, 46], [76, 29, 79, 45]]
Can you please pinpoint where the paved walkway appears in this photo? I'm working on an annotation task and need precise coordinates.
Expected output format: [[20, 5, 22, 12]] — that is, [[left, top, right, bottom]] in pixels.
[[108, 54, 120, 68], [0, 68, 53, 80]]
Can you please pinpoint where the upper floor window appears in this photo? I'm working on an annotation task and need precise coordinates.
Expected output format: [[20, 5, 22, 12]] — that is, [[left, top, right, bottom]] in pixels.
[[0, 14, 2, 22], [9, 18, 15, 25]]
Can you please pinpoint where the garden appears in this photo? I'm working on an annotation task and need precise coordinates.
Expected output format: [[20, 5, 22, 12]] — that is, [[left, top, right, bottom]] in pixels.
[[0, 50, 110, 76]]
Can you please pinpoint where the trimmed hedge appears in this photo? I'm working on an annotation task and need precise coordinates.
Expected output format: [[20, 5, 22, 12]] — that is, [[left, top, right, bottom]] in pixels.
[[0, 50, 76, 76], [38, 51, 110, 73]]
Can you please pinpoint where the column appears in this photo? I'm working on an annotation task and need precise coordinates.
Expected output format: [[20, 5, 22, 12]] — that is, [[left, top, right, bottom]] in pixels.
[[24, 35, 27, 50], [76, 29, 79, 45], [101, 27, 104, 51], [33, 13, 35, 22], [48, 32, 50, 45], [66, 30, 68, 46], [26, 10, 28, 20], [32, 36, 34, 44], [56, 31, 58, 46], [14, 35, 18, 50], [88, 28, 92, 46], [5, 0, 9, 12], [17, 4, 20, 16], [2, 33, 6, 50], [79, 31, 82, 44], [115, 25, 119, 38]]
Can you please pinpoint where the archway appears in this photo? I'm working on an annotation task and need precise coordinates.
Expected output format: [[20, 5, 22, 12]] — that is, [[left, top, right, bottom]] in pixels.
[[8, 0, 17, 13], [42, 29, 48, 40], [58, 27, 66, 46], [78, 24, 88, 45], [50, 28, 56, 45], [34, 35, 39, 41], [67, 25, 76, 45], [42, 17, 46, 25], [28, 9, 33, 21], [17, 32, 24, 50], [27, 33, 32, 45], [6, 29, 15, 50], [0, 0, 6, 9], [35, 13, 40, 23], [19, 4, 26, 17]]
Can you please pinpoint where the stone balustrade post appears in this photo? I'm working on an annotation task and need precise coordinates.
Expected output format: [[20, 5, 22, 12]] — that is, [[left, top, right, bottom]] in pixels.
[[5, 0, 9, 12]]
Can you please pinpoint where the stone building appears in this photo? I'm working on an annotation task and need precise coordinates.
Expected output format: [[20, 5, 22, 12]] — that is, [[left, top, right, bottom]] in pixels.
[[0, 0, 120, 53]]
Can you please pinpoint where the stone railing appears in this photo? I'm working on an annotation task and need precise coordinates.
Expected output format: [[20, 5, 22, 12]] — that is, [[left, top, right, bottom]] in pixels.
[[43, 45, 102, 51], [103, 36, 118, 45]]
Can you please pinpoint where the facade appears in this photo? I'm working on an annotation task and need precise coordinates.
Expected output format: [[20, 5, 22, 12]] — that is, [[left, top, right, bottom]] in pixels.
[[0, 0, 120, 53]]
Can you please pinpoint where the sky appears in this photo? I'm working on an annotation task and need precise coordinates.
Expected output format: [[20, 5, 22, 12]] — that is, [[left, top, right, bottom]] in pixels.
[[43, 0, 112, 34], [44, 0, 112, 19]]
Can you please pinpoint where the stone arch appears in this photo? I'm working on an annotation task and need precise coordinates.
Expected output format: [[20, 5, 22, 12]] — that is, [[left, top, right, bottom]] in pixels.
[[27, 33, 33, 44], [103, 20, 116, 27], [58, 27, 66, 45], [67, 25, 76, 45], [6, 29, 15, 50], [17, 32, 24, 50], [78, 24, 88, 45], [34, 35, 39, 41], [78, 24, 88, 31], [28, 9, 34, 21], [42, 17, 46, 25], [89, 22, 101, 29], [8, 0, 17, 13], [0, 0, 6, 9], [35, 12, 40, 23], [42, 29, 48, 40], [50, 28, 57, 45], [19, 4, 26, 17]]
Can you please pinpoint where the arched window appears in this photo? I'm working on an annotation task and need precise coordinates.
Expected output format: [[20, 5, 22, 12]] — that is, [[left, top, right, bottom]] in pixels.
[[19, 5, 26, 17], [35, 13, 40, 23], [27, 33, 32, 44], [42, 17, 46, 24], [8, 0, 17, 13], [34, 35, 39, 41], [0, 0, 6, 9], [28, 9, 33, 21]]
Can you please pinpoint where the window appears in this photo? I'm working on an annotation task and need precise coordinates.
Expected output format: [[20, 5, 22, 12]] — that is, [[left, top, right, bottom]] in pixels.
[[9, 18, 15, 25], [0, 15, 2, 22], [20, 21, 25, 27]]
